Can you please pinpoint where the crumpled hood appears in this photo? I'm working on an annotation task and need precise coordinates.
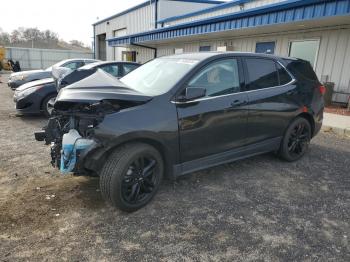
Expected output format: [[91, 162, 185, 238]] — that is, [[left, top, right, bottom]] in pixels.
[[16, 78, 54, 92], [54, 69, 152, 107]]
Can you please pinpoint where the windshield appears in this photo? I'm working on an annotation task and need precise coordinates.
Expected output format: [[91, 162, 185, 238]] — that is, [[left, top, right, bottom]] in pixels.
[[45, 59, 96, 71], [120, 58, 199, 96], [46, 60, 65, 71]]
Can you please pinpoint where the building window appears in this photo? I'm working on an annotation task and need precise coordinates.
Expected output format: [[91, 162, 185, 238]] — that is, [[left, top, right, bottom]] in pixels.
[[255, 42, 275, 54], [217, 46, 227, 52], [199, 46, 211, 52], [113, 28, 127, 37], [289, 40, 319, 68], [174, 48, 184, 54]]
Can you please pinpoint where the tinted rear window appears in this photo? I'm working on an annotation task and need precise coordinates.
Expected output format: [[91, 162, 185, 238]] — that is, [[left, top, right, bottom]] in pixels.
[[277, 63, 292, 85], [283, 59, 318, 81], [246, 58, 279, 90]]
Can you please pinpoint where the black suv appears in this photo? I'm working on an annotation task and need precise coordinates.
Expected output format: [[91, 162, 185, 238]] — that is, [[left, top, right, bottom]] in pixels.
[[35, 52, 324, 212]]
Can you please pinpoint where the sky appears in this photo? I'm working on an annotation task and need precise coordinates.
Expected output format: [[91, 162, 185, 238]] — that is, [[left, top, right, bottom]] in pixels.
[[0, 0, 146, 47]]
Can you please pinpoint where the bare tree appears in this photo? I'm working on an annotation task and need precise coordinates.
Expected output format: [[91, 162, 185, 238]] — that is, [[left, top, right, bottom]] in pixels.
[[0, 28, 10, 45], [0, 27, 90, 51], [69, 40, 86, 48]]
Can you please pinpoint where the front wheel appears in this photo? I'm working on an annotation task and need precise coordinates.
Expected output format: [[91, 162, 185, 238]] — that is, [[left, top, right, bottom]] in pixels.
[[100, 143, 164, 212], [42, 94, 56, 117], [278, 117, 312, 162]]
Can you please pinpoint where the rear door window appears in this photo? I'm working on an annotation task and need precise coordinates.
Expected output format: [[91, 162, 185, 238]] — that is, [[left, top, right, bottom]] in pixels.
[[245, 58, 279, 90], [100, 64, 120, 77]]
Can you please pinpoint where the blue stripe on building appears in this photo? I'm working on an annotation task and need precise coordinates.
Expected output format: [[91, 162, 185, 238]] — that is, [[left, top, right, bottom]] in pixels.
[[108, 0, 350, 46]]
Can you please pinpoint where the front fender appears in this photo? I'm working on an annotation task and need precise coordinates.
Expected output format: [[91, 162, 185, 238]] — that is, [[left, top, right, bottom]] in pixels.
[[82, 131, 177, 179]]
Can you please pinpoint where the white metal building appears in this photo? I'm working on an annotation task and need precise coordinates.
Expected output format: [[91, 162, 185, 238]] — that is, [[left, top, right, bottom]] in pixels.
[[93, 0, 224, 61], [93, 0, 350, 103]]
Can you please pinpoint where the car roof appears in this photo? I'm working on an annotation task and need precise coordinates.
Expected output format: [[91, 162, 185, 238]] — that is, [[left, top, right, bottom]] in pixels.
[[79, 60, 140, 70], [163, 51, 298, 62], [90, 61, 139, 66], [59, 58, 96, 63]]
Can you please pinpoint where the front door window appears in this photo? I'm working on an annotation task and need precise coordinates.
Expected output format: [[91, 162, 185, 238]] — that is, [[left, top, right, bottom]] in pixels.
[[188, 58, 240, 96]]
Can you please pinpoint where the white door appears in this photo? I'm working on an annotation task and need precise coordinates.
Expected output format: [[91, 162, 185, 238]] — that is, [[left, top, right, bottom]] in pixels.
[[113, 28, 127, 61]]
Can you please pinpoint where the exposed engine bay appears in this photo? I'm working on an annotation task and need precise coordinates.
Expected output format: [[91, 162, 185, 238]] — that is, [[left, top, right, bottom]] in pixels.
[[35, 99, 145, 174], [35, 101, 112, 172], [34, 69, 152, 174]]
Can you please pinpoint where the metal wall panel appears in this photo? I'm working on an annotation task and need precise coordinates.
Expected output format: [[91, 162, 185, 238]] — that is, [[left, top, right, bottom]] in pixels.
[[164, 0, 285, 26], [94, 3, 155, 60], [158, 0, 219, 21], [5, 47, 93, 70], [108, 0, 350, 46], [95, 1, 222, 60]]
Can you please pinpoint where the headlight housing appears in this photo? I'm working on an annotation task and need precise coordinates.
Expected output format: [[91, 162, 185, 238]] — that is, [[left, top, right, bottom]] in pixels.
[[15, 85, 43, 99], [12, 74, 27, 81]]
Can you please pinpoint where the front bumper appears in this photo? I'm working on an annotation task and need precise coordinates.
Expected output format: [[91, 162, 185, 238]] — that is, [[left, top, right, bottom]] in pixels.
[[8, 79, 24, 89], [14, 92, 42, 114], [75, 141, 101, 174], [34, 116, 103, 175]]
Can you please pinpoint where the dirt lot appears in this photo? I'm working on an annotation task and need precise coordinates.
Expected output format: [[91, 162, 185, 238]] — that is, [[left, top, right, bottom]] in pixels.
[[0, 74, 349, 261]]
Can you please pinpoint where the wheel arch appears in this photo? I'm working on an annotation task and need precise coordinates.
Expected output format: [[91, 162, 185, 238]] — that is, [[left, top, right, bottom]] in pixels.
[[40, 92, 57, 110], [85, 135, 176, 180], [297, 112, 315, 137]]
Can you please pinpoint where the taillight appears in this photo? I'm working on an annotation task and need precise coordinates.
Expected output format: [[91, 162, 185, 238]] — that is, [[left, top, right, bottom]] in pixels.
[[319, 85, 326, 95]]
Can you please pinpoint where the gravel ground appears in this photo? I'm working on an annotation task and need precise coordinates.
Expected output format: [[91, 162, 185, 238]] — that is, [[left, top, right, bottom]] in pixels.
[[0, 74, 349, 261]]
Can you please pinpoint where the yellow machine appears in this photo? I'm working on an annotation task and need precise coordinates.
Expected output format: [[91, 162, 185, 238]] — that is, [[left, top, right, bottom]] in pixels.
[[0, 46, 12, 71]]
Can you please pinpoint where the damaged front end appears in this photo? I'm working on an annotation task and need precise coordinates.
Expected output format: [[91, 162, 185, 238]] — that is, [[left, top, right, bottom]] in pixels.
[[35, 100, 117, 173], [34, 69, 152, 175]]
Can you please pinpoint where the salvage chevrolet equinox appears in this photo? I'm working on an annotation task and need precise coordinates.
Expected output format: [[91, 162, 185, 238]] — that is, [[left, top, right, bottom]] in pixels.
[[35, 52, 324, 212]]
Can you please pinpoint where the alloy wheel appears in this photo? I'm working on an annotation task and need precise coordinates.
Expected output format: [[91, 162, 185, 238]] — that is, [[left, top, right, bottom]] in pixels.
[[46, 97, 56, 116], [287, 123, 310, 157], [121, 156, 158, 204]]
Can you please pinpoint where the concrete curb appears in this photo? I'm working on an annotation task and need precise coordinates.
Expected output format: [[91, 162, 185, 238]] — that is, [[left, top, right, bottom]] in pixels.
[[322, 125, 350, 137]]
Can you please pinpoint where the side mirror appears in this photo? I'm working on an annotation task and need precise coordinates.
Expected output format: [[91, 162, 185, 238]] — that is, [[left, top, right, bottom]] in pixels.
[[177, 87, 206, 102]]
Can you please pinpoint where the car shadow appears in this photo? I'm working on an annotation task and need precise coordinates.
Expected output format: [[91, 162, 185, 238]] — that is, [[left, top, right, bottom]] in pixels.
[[14, 113, 48, 127], [23, 133, 348, 222]]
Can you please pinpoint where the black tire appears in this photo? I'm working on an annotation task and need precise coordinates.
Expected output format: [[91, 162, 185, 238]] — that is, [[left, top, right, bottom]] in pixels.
[[42, 94, 56, 117], [278, 117, 312, 162], [100, 143, 164, 212]]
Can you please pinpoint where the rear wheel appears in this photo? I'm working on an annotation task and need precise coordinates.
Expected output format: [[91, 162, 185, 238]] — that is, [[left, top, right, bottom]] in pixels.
[[100, 143, 164, 212], [42, 94, 56, 117], [278, 117, 311, 161]]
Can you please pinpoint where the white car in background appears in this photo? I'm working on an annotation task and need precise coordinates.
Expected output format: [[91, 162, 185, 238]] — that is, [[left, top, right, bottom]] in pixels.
[[8, 58, 98, 89]]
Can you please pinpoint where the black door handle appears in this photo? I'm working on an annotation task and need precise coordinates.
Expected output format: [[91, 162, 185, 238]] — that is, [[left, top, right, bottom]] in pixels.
[[231, 100, 247, 107], [286, 90, 296, 95]]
